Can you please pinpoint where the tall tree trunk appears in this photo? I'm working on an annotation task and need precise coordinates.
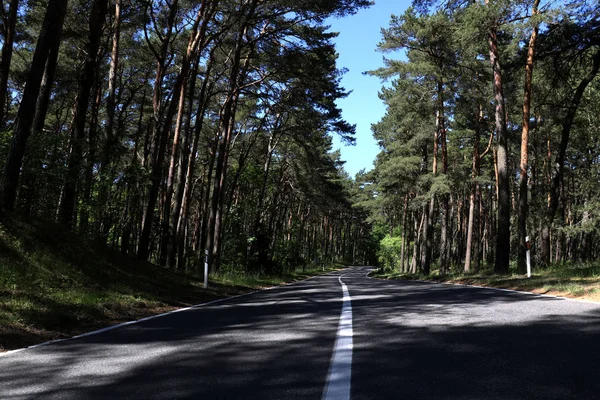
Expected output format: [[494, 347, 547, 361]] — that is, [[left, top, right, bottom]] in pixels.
[[33, 28, 64, 135], [438, 79, 449, 273], [160, 79, 188, 267], [423, 113, 438, 275], [205, 12, 256, 273], [58, 0, 108, 228], [139, 0, 217, 261], [103, 0, 121, 162], [166, 59, 199, 268], [541, 48, 600, 265], [121, 73, 149, 254], [138, 0, 180, 261], [518, 0, 540, 273], [177, 51, 217, 270], [199, 140, 217, 255], [0, 0, 69, 211], [411, 210, 423, 274], [403, 210, 411, 272], [80, 75, 103, 231], [400, 193, 408, 272], [465, 107, 482, 273], [163, 1, 218, 266], [487, 14, 510, 274], [0, 0, 18, 126], [421, 201, 432, 275], [205, 105, 235, 273], [96, 0, 122, 238], [20, 32, 66, 214], [253, 123, 278, 230]]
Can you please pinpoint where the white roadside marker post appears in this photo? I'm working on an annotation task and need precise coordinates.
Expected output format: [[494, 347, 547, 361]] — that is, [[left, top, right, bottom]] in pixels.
[[204, 249, 209, 288], [526, 236, 531, 278]]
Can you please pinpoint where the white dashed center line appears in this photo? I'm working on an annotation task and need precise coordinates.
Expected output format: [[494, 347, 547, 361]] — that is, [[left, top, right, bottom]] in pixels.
[[322, 274, 353, 400]]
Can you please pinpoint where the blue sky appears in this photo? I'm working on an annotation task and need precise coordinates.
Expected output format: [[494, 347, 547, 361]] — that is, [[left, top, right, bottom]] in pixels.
[[326, 0, 411, 178]]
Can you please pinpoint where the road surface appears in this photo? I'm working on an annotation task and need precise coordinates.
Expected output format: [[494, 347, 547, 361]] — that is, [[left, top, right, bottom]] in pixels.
[[2, 266, 600, 399]]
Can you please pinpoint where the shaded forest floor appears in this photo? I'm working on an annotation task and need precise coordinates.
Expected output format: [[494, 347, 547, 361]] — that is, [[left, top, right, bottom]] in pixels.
[[375, 264, 600, 302], [0, 215, 342, 352]]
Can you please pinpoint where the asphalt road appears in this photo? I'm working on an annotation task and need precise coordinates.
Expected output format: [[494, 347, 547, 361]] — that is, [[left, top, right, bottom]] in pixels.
[[2, 266, 600, 399]]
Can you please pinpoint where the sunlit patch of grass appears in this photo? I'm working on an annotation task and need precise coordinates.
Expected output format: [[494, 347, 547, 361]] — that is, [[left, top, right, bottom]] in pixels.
[[374, 261, 600, 302]]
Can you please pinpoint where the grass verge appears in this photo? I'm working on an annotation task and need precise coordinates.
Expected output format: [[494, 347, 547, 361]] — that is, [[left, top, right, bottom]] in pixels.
[[0, 215, 344, 352], [373, 263, 600, 302], [213, 264, 344, 289]]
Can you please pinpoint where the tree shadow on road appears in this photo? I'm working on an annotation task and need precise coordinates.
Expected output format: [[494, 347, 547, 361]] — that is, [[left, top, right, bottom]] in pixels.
[[1, 270, 600, 399], [349, 275, 600, 400]]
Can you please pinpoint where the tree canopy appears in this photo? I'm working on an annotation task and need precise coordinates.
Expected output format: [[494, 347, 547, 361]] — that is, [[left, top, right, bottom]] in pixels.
[[0, 0, 376, 275]]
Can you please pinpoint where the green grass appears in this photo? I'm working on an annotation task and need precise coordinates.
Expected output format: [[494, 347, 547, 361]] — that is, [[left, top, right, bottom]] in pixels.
[[213, 264, 345, 288], [0, 215, 344, 351], [373, 262, 600, 300]]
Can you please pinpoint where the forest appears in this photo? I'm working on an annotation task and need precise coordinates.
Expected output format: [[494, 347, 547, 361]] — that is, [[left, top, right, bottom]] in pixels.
[[1, 0, 599, 282], [366, 0, 600, 275], [0, 0, 378, 277]]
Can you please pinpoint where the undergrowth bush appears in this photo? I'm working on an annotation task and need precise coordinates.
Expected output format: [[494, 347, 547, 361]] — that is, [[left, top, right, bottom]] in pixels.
[[377, 235, 403, 272]]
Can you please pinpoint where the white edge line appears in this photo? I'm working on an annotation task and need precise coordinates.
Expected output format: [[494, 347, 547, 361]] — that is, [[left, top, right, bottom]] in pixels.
[[434, 280, 600, 304], [0, 268, 351, 357], [2, 348, 25, 356], [26, 339, 68, 349], [365, 270, 600, 306]]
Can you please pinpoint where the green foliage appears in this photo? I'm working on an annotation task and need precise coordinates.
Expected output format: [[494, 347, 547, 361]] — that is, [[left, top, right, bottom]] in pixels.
[[377, 234, 403, 272], [0, 128, 13, 165]]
